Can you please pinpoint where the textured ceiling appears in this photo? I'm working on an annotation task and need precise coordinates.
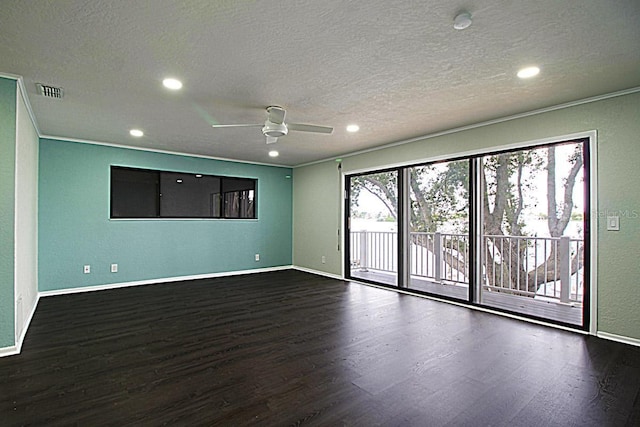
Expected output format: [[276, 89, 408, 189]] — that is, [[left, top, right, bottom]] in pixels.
[[1, 0, 639, 166]]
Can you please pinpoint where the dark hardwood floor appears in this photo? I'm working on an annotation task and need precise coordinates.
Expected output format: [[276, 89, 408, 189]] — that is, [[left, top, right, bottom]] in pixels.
[[1, 270, 639, 426]]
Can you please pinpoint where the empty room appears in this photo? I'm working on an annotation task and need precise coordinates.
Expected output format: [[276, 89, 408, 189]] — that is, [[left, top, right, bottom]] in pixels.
[[1, 1, 640, 425]]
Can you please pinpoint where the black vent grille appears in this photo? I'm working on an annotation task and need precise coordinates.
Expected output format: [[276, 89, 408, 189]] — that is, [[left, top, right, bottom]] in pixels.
[[36, 83, 63, 99]]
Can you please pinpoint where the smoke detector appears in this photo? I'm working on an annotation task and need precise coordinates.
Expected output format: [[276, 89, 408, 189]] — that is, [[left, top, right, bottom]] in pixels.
[[36, 83, 63, 99], [453, 11, 473, 30]]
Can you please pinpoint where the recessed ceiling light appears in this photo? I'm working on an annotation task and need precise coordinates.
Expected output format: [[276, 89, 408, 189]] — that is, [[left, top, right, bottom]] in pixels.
[[346, 124, 360, 133], [162, 78, 183, 90], [269, 150, 279, 157], [176, 179, 183, 183], [129, 129, 144, 137], [195, 174, 202, 178], [517, 66, 540, 79]]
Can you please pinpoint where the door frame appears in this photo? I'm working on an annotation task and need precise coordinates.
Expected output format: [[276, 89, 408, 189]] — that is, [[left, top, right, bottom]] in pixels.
[[341, 130, 597, 334]]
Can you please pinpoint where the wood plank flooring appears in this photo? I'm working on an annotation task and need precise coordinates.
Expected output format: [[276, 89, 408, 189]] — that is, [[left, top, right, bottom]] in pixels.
[[352, 269, 583, 325], [1, 269, 639, 426]]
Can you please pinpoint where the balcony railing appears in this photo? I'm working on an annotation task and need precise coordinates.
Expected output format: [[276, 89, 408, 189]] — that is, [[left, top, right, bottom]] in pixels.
[[350, 231, 583, 305]]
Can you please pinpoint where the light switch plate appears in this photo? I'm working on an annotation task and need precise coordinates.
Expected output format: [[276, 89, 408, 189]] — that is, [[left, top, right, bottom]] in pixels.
[[607, 215, 620, 231]]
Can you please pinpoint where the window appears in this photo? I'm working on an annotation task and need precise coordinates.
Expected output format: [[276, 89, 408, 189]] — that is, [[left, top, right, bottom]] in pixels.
[[220, 178, 256, 219], [346, 136, 591, 330], [111, 166, 257, 219], [111, 167, 159, 218]]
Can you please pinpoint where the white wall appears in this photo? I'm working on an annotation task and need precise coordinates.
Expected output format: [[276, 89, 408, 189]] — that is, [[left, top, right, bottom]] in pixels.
[[14, 83, 38, 346]]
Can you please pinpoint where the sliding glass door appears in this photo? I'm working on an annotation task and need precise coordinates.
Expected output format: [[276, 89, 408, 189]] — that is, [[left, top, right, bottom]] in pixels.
[[479, 140, 588, 326], [347, 170, 399, 286], [406, 160, 470, 300], [345, 136, 591, 330]]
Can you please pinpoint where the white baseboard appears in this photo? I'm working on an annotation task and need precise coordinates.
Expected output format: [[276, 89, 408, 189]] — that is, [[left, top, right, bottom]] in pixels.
[[293, 266, 343, 281], [0, 345, 19, 358], [597, 331, 640, 347], [16, 294, 40, 353], [39, 265, 293, 298], [0, 295, 40, 358]]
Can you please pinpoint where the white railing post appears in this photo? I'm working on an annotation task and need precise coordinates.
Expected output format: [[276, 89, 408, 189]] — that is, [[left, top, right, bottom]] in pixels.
[[559, 236, 571, 303], [359, 231, 368, 271], [434, 232, 442, 283]]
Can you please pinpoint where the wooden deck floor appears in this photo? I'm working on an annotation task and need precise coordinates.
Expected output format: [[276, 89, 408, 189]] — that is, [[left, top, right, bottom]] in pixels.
[[351, 269, 583, 326], [1, 269, 638, 426]]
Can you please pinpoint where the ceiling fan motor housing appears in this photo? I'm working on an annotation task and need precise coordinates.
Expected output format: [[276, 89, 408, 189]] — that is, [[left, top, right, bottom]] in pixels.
[[262, 121, 288, 137]]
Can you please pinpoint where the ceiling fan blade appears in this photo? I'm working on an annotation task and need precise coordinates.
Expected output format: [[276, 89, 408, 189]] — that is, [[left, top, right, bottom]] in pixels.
[[267, 106, 286, 124], [211, 123, 262, 128], [266, 136, 278, 144], [287, 123, 334, 134]]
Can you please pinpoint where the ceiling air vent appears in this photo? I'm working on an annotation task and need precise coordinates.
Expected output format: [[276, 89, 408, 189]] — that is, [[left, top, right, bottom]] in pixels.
[[36, 83, 63, 99]]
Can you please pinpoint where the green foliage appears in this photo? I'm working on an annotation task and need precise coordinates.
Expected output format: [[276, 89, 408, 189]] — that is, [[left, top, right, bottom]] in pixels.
[[350, 171, 398, 221], [348, 141, 586, 293], [410, 161, 469, 233], [482, 149, 545, 235], [349, 142, 583, 239]]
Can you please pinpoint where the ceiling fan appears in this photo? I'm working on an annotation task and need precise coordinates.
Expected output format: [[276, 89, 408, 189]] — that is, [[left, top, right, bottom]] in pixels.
[[211, 106, 333, 144]]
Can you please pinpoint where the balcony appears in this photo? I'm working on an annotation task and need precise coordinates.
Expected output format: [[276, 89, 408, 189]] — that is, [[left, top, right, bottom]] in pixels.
[[349, 231, 584, 326]]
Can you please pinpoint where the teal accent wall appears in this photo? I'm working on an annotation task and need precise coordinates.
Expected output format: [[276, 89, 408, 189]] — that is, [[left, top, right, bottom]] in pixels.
[[39, 139, 292, 292], [0, 78, 17, 347]]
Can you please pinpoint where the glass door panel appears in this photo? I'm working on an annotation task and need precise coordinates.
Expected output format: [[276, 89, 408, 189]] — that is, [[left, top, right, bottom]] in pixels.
[[406, 160, 470, 300], [479, 140, 588, 327], [347, 170, 399, 287]]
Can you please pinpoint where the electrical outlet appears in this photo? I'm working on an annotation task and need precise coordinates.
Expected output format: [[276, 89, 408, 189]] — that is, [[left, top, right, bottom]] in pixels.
[[322, 256, 326, 264], [255, 253, 260, 262], [111, 263, 118, 273], [83, 265, 90, 274]]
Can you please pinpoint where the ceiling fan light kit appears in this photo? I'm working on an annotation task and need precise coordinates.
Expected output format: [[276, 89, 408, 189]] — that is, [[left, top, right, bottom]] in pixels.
[[262, 121, 288, 138]]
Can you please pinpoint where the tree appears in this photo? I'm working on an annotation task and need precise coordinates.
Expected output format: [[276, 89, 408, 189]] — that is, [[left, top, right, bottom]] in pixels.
[[525, 144, 584, 288], [351, 163, 471, 280], [350, 141, 585, 296]]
